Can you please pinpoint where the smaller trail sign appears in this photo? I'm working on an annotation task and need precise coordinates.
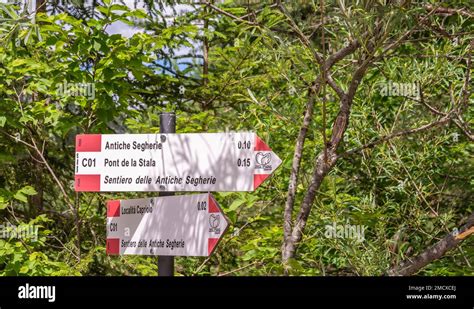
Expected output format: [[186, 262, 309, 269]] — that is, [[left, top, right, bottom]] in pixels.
[[106, 193, 229, 256]]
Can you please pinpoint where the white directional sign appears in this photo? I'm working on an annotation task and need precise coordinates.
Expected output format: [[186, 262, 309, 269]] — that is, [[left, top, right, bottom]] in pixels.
[[106, 193, 229, 256], [74, 132, 281, 192]]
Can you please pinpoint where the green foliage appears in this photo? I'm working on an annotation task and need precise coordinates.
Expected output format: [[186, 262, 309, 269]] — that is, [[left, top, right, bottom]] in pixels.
[[0, 215, 78, 276], [0, 1, 472, 276]]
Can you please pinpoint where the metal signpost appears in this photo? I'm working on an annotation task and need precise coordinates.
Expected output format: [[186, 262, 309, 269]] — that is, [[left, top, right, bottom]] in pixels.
[[158, 112, 175, 276]]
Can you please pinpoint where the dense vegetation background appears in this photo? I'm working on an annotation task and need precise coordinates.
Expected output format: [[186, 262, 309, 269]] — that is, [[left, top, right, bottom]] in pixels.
[[0, 0, 472, 276]]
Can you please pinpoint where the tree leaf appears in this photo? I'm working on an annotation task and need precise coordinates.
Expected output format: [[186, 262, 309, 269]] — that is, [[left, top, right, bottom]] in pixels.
[[229, 199, 245, 211], [13, 186, 37, 203]]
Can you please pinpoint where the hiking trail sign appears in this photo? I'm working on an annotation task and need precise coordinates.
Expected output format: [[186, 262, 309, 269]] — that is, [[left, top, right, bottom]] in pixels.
[[106, 193, 229, 256], [74, 132, 281, 192]]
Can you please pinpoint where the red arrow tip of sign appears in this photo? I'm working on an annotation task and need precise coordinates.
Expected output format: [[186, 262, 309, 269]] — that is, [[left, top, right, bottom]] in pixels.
[[255, 135, 272, 151], [208, 238, 219, 256], [253, 174, 270, 190], [207, 194, 229, 256], [208, 194, 220, 213]]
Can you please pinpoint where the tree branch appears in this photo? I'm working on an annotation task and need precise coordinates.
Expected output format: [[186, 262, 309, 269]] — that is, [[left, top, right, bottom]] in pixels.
[[387, 212, 474, 276], [275, 1, 345, 97], [0, 129, 75, 214], [283, 81, 320, 247], [424, 5, 474, 18], [339, 115, 452, 158], [201, 1, 257, 25], [453, 119, 474, 141]]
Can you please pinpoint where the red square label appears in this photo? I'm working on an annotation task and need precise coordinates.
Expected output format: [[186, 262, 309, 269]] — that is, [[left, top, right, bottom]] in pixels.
[[75, 175, 101, 192], [106, 238, 120, 255], [76, 134, 102, 152], [107, 200, 121, 217]]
